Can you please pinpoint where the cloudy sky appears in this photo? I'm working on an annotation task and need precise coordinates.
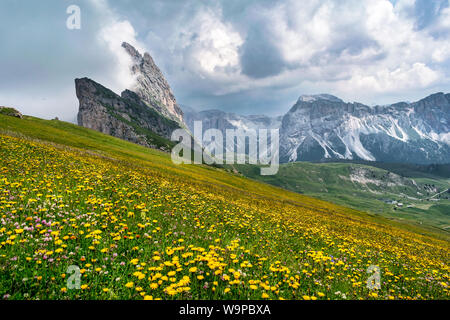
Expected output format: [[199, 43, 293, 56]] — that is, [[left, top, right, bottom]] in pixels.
[[1, 0, 449, 121]]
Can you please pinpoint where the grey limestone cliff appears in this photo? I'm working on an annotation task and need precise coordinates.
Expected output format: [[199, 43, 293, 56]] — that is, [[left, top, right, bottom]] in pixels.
[[122, 42, 184, 125], [76, 77, 180, 151]]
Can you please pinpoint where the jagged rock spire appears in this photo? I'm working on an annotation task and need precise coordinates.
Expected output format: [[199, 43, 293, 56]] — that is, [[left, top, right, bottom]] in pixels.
[[122, 42, 184, 125]]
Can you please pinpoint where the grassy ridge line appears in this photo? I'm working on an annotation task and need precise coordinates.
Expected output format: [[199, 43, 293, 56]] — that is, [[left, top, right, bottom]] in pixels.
[[0, 114, 448, 244]]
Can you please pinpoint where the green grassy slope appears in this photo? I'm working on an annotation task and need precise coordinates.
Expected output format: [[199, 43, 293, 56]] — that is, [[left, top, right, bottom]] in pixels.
[[0, 114, 449, 300], [0, 115, 362, 212], [327, 160, 450, 179], [236, 162, 450, 232], [1, 114, 448, 238]]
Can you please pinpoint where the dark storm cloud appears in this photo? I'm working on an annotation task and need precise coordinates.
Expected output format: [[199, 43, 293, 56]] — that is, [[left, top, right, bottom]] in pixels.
[[240, 26, 287, 79]]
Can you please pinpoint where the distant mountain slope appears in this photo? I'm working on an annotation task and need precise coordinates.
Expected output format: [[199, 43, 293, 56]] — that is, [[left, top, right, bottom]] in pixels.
[[280, 93, 450, 164], [76, 78, 179, 151], [320, 160, 450, 179], [182, 106, 281, 134], [236, 161, 450, 231], [182, 106, 282, 156]]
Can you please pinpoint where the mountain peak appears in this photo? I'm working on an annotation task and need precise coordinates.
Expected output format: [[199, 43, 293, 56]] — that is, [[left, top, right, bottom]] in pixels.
[[121, 42, 141, 60], [297, 94, 343, 103], [121, 42, 184, 124], [281, 92, 450, 164]]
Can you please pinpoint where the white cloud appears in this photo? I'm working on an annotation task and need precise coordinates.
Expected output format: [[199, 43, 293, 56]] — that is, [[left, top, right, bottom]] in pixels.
[[175, 7, 243, 77], [336, 63, 440, 93], [98, 20, 143, 92], [393, 0, 416, 12], [93, 0, 147, 93], [437, 5, 450, 30], [103, 0, 447, 110]]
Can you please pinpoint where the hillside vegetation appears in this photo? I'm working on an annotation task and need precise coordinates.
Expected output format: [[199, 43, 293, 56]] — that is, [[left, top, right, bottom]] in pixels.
[[236, 162, 450, 232], [0, 114, 448, 300]]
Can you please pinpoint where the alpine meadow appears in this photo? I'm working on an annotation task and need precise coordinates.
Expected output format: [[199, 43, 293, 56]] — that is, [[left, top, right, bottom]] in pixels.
[[0, 115, 448, 300], [0, 0, 449, 307]]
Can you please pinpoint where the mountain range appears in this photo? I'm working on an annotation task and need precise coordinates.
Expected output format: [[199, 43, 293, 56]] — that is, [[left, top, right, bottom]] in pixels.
[[75, 42, 450, 165], [184, 93, 450, 165]]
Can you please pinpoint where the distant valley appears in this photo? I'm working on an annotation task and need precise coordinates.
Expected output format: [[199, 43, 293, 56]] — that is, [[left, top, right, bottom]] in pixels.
[[235, 161, 450, 232]]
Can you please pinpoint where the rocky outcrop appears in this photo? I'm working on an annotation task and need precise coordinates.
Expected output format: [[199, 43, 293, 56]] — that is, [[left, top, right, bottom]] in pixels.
[[76, 78, 180, 151], [0, 106, 23, 119], [122, 42, 184, 125], [76, 43, 187, 151]]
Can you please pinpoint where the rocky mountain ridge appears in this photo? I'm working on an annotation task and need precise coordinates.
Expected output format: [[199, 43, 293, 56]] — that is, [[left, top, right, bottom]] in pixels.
[[0, 106, 23, 119], [76, 43, 184, 151], [280, 92, 450, 164], [183, 93, 450, 165]]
